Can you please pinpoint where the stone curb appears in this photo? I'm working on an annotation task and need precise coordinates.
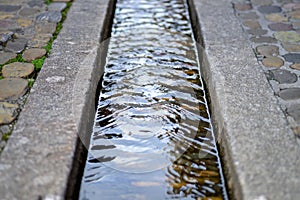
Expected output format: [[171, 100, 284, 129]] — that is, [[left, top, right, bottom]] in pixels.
[[189, 0, 300, 199], [0, 0, 114, 199]]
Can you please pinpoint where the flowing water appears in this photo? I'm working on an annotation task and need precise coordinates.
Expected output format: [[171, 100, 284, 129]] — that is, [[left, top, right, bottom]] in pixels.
[[80, 0, 227, 199]]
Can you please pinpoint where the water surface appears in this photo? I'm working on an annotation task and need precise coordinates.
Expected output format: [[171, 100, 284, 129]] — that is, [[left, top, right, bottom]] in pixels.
[[80, 0, 227, 199]]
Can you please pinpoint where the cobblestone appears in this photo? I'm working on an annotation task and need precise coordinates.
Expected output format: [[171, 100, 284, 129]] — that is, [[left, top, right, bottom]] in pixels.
[[0, 0, 71, 152], [233, 0, 300, 135], [0, 102, 19, 125]]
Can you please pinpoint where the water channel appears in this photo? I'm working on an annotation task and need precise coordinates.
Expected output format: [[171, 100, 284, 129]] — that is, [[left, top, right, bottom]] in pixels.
[[79, 0, 227, 199]]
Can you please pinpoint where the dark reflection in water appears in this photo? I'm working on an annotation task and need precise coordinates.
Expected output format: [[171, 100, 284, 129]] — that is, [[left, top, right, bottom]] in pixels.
[[80, 0, 227, 199]]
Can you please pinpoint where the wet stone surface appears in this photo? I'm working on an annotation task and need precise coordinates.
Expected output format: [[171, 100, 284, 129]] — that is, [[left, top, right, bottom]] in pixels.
[[233, 0, 300, 134], [80, 0, 227, 199]]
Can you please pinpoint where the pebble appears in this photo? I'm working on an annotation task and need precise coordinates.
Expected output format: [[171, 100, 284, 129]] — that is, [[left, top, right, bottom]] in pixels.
[[2, 62, 35, 78], [0, 102, 19, 125], [290, 63, 300, 70], [279, 88, 300, 100], [268, 23, 293, 31], [265, 13, 288, 22], [247, 29, 268, 36], [242, 20, 261, 29], [258, 5, 282, 14], [283, 53, 300, 63], [5, 38, 27, 53], [48, 2, 67, 12], [18, 7, 39, 17], [0, 78, 28, 101], [234, 3, 252, 11], [274, 31, 300, 43], [17, 18, 33, 27], [0, 52, 16, 65], [282, 43, 300, 52], [0, 5, 21, 12], [22, 48, 46, 61], [238, 12, 259, 19], [35, 22, 57, 34], [0, 31, 14, 43], [283, 3, 300, 10], [256, 45, 279, 57], [250, 36, 277, 43], [36, 11, 62, 23], [28, 0, 44, 8], [262, 56, 284, 67], [287, 104, 300, 122], [251, 0, 272, 6], [289, 10, 300, 20], [268, 69, 297, 84]]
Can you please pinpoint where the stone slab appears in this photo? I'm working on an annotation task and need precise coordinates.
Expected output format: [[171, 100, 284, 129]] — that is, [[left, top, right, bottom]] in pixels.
[[190, 0, 300, 199], [0, 0, 114, 199]]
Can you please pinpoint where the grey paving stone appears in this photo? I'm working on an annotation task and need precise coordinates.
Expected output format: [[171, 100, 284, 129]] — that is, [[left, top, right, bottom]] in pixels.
[[22, 48, 46, 61], [0, 102, 19, 125], [5, 38, 27, 53], [18, 7, 39, 16], [36, 11, 62, 23], [267, 69, 297, 84], [0, 78, 28, 101], [0, 52, 16, 65], [268, 23, 293, 31], [279, 88, 300, 100], [283, 53, 300, 63], [48, 2, 67, 12], [258, 5, 282, 14], [2, 62, 35, 78], [287, 104, 300, 122], [0, 5, 21, 12], [28, 0, 44, 8]]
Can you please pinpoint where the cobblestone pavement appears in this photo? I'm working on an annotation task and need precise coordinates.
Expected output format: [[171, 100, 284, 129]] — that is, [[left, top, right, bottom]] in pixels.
[[232, 0, 300, 137], [0, 0, 71, 151]]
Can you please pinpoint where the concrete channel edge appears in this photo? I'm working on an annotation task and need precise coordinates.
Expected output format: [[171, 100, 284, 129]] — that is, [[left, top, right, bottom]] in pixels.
[[0, 0, 114, 199], [190, 0, 300, 199]]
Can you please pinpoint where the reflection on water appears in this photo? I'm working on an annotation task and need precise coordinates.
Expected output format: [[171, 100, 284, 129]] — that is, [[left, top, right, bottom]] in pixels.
[[80, 0, 227, 199]]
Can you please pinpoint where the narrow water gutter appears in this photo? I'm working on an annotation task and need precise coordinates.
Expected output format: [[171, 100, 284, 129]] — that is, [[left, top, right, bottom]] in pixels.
[[77, 0, 229, 199]]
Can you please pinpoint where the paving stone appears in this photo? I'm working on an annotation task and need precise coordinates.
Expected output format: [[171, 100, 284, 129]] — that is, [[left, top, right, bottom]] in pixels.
[[0, 78, 28, 101], [287, 104, 300, 122], [251, 0, 272, 6], [52, 0, 72, 2], [267, 69, 297, 84], [289, 10, 300, 20], [256, 45, 279, 57], [48, 2, 67, 12], [279, 88, 300, 100], [0, 13, 14, 20], [28, 0, 44, 8], [18, 7, 39, 17], [262, 56, 284, 67], [0, 52, 16, 65], [283, 3, 300, 10], [22, 48, 46, 61], [258, 5, 282, 14], [265, 13, 289, 22], [36, 11, 62, 23], [35, 22, 56, 34], [283, 53, 300, 63], [268, 23, 293, 31], [2, 62, 34, 78], [274, 31, 300, 43], [0, 102, 19, 125], [238, 12, 259, 19], [5, 38, 27, 53], [234, 3, 252, 11], [247, 28, 268, 36], [290, 63, 300, 70], [0, 5, 21, 12], [242, 20, 261, 29], [282, 43, 300, 52], [0, 19, 18, 31], [0, 31, 14, 43], [16, 18, 33, 27], [250, 36, 277, 43]]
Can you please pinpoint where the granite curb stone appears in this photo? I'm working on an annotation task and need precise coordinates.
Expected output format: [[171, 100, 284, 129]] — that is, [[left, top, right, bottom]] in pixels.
[[191, 0, 300, 199]]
